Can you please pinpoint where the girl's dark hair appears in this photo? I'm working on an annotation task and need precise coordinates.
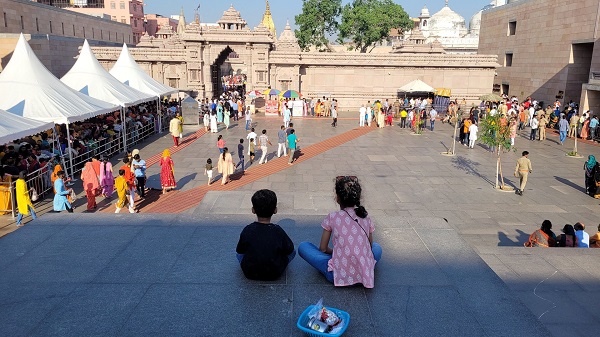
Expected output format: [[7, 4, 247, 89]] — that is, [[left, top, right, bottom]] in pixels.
[[222, 147, 228, 161], [207, 158, 212, 164], [335, 176, 368, 218]]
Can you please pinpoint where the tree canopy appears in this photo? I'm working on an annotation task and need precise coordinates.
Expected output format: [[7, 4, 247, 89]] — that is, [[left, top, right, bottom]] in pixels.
[[338, 0, 413, 53], [294, 0, 342, 52]]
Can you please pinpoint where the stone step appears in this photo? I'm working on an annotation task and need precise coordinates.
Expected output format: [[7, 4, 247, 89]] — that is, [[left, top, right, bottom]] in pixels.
[[0, 213, 551, 336]]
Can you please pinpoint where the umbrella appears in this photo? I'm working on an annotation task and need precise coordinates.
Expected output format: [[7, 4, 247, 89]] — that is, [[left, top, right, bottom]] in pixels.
[[263, 89, 281, 96], [246, 90, 262, 99], [479, 93, 503, 102], [280, 90, 302, 99]]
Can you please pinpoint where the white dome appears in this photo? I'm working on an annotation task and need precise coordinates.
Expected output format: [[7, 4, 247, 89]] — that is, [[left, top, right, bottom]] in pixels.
[[419, 5, 430, 18], [428, 4, 468, 38], [469, 10, 482, 35]]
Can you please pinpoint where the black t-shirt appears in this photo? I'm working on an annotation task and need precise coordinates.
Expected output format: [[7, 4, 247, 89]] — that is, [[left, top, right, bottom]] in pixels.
[[236, 222, 294, 281]]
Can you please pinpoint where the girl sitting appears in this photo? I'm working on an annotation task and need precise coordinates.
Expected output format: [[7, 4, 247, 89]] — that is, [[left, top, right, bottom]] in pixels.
[[298, 176, 382, 288]]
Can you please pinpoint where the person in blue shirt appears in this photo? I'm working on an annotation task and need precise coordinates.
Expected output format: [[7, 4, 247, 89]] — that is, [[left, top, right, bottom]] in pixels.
[[287, 129, 299, 165], [558, 115, 569, 145], [53, 170, 73, 213], [132, 154, 146, 198], [589, 115, 599, 141]]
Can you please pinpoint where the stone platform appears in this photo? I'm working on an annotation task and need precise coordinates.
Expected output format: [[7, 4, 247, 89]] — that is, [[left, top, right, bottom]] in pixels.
[[0, 213, 550, 336]]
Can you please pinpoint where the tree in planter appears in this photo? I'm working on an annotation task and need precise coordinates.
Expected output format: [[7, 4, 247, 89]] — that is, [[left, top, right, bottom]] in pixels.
[[479, 114, 514, 189], [568, 126, 580, 157]]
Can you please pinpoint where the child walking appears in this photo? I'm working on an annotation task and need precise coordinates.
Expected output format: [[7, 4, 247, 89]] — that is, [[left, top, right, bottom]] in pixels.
[[114, 169, 135, 213], [204, 158, 213, 185], [249, 138, 255, 164]]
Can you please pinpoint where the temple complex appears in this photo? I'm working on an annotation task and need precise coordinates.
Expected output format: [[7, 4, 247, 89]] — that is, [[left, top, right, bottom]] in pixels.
[[89, 3, 499, 108]]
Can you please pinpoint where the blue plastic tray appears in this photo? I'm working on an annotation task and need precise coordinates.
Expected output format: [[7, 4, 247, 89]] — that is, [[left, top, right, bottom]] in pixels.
[[296, 305, 350, 337]]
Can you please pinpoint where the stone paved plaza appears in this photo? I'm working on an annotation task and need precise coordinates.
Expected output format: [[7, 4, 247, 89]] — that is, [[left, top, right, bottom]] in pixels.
[[1, 112, 599, 336]]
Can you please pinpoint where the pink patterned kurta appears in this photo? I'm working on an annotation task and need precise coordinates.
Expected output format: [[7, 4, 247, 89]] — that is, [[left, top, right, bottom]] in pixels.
[[322, 208, 376, 288]]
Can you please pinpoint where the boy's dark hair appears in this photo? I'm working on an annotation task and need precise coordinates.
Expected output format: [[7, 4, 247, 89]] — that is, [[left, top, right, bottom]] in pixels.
[[250, 138, 254, 142], [290, 129, 295, 134], [262, 129, 267, 134], [123, 157, 129, 164], [251, 189, 277, 218], [239, 139, 244, 143], [251, 127, 255, 132], [133, 154, 140, 160], [289, 123, 293, 127], [207, 158, 212, 164], [522, 151, 529, 156], [118, 169, 125, 176]]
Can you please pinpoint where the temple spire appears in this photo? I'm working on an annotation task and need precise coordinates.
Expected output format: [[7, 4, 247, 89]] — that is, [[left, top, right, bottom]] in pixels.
[[261, 0, 276, 36], [177, 7, 186, 34]]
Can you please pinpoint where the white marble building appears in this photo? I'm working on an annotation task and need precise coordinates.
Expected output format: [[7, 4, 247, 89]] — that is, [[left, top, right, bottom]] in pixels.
[[407, 0, 505, 54]]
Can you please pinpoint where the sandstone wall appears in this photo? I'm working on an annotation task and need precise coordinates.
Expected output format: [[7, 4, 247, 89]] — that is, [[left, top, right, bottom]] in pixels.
[[0, 0, 133, 77], [479, 0, 599, 106]]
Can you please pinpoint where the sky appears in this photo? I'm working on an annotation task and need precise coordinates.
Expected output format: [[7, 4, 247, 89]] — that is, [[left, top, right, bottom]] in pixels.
[[144, 0, 494, 35]]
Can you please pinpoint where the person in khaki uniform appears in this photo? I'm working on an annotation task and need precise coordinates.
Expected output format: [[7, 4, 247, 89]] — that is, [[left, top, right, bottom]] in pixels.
[[323, 98, 331, 117], [539, 113, 548, 141], [514, 151, 532, 196]]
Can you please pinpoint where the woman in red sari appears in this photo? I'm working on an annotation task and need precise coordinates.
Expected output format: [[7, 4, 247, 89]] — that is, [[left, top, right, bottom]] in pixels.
[[159, 149, 176, 194]]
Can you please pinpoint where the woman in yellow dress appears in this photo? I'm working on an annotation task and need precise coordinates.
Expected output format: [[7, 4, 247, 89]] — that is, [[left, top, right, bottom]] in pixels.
[[16, 171, 36, 226], [0, 167, 12, 215]]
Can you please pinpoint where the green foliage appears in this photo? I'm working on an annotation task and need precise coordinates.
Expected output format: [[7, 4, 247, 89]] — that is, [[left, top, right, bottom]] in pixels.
[[479, 115, 513, 153], [337, 0, 412, 53], [294, 0, 342, 52]]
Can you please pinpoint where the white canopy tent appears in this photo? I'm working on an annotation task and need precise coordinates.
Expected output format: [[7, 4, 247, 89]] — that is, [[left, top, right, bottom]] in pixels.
[[0, 34, 119, 124], [398, 79, 435, 94], [0, 109, 54, 146], [61, 40, 156, 107], [0, 34, 120, 178], [109, 44, 178, 97], [61, 40, 157, 150], [109, 44, 178, 131]]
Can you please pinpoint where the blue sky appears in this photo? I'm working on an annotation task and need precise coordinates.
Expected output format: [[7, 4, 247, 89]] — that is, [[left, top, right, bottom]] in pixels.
[[144, 0, 493, 35]]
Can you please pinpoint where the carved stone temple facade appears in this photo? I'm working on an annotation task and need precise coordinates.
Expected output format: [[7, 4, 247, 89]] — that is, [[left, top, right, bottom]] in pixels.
[[92, 4, 499, 108]]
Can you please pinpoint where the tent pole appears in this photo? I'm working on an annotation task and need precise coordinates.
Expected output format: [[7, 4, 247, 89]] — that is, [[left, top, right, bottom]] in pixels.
[[65, 122, 76, 182], [121, 107, 127, 153], [157, 97, 162, 133]]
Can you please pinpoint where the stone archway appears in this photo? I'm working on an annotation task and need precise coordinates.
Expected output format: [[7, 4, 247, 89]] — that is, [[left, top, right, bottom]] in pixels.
[[210, 46, 247, 97]]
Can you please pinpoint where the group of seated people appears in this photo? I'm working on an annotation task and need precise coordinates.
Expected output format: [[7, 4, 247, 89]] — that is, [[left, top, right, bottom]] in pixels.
[[525, 220, 600, 248], [236, 176, 382, 288]]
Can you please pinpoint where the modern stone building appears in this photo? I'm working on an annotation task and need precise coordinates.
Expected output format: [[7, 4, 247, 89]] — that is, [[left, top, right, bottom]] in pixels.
[[33, 0, 145, 44], [479, 0, 600, 110], [91, 4, 499, 108], [0, 0, 133, 78]]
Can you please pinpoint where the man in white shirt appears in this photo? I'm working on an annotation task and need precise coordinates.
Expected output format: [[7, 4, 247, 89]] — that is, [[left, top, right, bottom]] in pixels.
[[529, 115, 539, 141], [359, 105, 366, 127], [258, 129, 272, 164], [429, 108, 438, 131], [246, 128, 257, 155], [468, 123, 478, 148]]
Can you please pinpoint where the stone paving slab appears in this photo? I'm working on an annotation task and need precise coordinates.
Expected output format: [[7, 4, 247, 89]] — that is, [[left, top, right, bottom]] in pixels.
[[0, 214, 551, 337]]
